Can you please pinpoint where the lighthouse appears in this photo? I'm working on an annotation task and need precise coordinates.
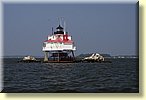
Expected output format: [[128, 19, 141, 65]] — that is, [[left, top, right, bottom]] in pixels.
[[42, 20, 76, 62]]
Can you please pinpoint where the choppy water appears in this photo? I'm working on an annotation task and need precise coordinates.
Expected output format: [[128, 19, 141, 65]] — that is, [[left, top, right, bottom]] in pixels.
[[2, 58, 139, 93]]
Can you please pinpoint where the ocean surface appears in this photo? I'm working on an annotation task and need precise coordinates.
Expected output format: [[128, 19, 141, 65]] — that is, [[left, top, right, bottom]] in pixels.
[[2, 58, 139, 93]]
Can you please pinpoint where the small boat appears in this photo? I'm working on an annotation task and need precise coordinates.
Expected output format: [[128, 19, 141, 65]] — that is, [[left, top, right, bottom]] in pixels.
[[83, 53, 104, 61], [82, 53, 111, 63], [18, 56, 40, 63]]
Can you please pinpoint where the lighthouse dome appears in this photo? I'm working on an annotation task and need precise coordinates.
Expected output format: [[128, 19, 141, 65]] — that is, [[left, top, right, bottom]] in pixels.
[[56, 25, 63, 29], [54, 25, 64, 34]]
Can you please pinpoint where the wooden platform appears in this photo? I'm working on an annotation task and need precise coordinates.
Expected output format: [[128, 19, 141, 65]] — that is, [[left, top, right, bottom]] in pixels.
[[43, 60, 74, 63], [43, 60, 112, 63], [18, 60, 112, 63]]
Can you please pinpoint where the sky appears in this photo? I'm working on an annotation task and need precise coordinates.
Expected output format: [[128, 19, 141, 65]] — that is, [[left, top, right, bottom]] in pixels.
[[3, 3, 138, 56]]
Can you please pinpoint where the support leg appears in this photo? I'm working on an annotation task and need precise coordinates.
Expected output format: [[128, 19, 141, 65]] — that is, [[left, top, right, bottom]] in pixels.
[[57, 52, 60, 62], [71, 51, 75, 61], [44, 52, 48, 62]]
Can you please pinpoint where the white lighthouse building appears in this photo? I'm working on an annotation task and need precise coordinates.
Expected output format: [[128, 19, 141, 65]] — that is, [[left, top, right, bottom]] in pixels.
[[42, 21, 76, 62]]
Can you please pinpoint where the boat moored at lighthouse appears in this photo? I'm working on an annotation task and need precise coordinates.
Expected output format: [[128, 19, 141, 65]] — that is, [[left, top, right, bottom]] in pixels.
[[42, 20, 76, 62]]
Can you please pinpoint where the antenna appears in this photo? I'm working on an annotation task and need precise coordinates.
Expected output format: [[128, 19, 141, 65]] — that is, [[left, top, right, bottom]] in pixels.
[[58, 17, 63, 26], [52, 27, 53, 35], [59, 18, 61, 26], [58, 17, 65, 26], [64, 21, 66, 35]]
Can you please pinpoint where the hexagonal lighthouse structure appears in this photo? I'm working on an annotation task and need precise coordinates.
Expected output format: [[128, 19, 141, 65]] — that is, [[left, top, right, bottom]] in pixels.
[[42, 21, 76, 62]]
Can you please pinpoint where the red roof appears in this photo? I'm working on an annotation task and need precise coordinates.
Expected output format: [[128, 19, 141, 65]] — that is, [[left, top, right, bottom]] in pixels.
[[44, 34, 73, 44], [45, 38, 73, 44]]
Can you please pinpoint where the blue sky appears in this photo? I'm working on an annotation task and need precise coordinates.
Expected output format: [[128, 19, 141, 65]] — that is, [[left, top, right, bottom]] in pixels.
[[3, 3, 138, 56]]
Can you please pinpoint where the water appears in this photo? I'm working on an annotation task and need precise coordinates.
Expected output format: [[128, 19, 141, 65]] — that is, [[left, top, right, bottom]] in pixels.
[[2, 58, 139, 93]]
